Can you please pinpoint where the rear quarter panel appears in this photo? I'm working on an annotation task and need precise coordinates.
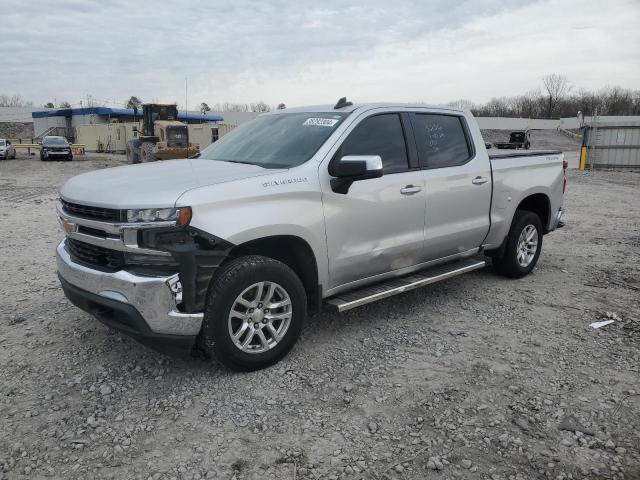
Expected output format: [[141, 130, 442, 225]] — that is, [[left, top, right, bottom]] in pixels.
[[485, 153, 564, 248]]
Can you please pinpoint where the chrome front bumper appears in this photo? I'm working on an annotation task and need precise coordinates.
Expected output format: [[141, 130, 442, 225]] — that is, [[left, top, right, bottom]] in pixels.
[[56, 241, 203, 336]]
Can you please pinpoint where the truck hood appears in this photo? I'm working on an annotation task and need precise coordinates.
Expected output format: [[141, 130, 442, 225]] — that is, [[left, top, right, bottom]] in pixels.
[[60, 159, 286, 209]]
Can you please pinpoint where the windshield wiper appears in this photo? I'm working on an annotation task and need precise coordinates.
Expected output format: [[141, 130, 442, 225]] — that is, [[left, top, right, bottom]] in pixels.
[[203, 158, 289, 169], [222, 159, 259, 166]]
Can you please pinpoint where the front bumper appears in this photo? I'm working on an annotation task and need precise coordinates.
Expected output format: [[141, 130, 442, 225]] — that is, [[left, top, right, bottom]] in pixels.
[[43, 151, 71, 157], [56, 241, 203, 355]]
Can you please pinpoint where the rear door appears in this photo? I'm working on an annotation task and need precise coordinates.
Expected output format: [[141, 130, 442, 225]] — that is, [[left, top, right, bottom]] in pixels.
[[411, 112, 492, 261], [322, 112, 426, 289]]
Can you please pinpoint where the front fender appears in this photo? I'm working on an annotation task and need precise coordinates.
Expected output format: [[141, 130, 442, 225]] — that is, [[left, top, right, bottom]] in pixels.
[[177, 168, 328, 289]]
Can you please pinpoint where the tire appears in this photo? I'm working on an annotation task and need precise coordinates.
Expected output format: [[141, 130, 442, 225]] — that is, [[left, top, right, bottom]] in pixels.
[[126, 145, 139, 164], [492, 210, 543, 278], [67, 154, 73, 161], [140, 142, 156, 162], [525, 142, 531, 150], [200, 255, 307, 371]]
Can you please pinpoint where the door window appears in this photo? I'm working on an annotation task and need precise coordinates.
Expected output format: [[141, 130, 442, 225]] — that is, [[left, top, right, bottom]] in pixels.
[[413, 114, 472, 168], [337, 114, 409, 173]]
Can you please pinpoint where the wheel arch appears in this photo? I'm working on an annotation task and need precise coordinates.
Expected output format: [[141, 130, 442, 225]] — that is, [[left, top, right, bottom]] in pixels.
[[227, 235, 320, 302], [486, 192, 550, 258], [516, 193, 551, 232]]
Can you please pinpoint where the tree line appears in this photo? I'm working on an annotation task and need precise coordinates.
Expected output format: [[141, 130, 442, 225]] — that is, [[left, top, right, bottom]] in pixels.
[[126, 97, 279, 114], [4, 75, 640, 119], [0, 94, 33, 107], [449, 74, 640, 119]]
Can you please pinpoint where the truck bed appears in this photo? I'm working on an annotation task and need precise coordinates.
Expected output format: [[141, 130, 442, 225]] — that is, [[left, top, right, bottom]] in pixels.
[[489, 150, 561, 159]]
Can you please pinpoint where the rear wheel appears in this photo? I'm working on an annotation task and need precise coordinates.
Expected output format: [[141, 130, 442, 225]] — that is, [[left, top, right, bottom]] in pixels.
[[492, 210, 543, 278], [140, 142, 156, 162], [200, 255, 306, 371]]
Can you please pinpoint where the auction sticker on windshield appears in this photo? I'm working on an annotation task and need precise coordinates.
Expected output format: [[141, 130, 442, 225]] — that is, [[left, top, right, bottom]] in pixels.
[[303, 118, 339, 127]]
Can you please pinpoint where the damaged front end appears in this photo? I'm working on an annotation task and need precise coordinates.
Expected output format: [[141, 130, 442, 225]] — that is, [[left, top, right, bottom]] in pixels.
[[55, 200, 233, 355], [137, 226, 234, 313]]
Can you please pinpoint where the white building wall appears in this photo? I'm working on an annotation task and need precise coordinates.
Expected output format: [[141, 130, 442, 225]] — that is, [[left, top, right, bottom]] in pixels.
[[0, 107, 41, 123]]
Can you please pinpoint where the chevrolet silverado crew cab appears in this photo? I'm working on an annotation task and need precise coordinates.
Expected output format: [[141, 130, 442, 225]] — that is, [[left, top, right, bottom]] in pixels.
[[56, 99, 566, 370]]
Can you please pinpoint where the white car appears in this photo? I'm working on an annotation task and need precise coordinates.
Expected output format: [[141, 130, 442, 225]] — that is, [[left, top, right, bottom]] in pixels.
[[0, 138, 16, 159]]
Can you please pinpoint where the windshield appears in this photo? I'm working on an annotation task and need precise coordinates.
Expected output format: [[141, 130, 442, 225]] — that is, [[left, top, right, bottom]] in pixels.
[[44, 137, 68, 146], [199, 112, 347, 168]]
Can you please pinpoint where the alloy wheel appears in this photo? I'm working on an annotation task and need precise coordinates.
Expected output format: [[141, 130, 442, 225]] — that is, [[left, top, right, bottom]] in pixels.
[[516, 224, 538, 267], [227, 281, 292, 354]]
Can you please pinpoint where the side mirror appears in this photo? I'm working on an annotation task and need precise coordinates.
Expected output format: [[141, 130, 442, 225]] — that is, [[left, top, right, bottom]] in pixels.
[[485, 142, 492, 149], [330, 155, 383, 194]]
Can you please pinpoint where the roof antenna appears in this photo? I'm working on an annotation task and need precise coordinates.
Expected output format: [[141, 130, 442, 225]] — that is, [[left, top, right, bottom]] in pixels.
[[334, 97, 353, 109]]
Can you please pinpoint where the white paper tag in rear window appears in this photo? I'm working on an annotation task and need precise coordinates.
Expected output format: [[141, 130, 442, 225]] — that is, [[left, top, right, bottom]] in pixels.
[[303, 118, 339, 127]]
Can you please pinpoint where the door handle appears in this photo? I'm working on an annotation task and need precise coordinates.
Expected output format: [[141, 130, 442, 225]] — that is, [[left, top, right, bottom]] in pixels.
[[472, 176, 488, 185], [400, 185, 422, 195]]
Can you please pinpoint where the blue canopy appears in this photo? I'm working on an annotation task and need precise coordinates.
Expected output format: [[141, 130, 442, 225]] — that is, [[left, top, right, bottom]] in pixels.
[[32, 107, 223, 122]]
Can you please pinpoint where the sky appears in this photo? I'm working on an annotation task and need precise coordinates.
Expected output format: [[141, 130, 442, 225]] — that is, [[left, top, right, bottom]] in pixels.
[[1, 0, 639, 110]]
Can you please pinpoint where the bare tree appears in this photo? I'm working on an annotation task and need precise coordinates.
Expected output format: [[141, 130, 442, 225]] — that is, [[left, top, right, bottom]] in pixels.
[[125, 96, 142, 110], [0, 93, 33, 107], [85, 95, 99, 108], [250, 101, 271, 113], [59, 101, 71, 108], [542, 74, 571, 118], [446, 99, 477, 111]]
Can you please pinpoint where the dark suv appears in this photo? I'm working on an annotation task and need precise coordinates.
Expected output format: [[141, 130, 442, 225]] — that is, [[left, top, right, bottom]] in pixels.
[[41, 136, 73, 161]]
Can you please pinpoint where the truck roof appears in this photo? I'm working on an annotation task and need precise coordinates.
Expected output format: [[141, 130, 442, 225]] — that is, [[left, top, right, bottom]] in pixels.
[[268, 103, 465, 115]]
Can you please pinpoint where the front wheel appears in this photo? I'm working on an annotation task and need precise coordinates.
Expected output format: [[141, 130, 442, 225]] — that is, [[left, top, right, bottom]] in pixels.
[[200, 255, 307, 371], [492, 210, 543, 278], [140, 142, 156, 162]]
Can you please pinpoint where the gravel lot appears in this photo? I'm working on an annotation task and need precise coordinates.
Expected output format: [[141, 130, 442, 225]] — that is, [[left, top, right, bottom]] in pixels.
[[1, 155, 639, 480]]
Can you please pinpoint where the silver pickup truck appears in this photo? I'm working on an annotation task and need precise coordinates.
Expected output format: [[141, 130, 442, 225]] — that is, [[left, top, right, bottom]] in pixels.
[[56, 100, 566, 370]]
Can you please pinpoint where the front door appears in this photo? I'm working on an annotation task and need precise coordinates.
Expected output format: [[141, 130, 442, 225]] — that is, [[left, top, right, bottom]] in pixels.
[[410, 112, 491, 261], [322, 113, 426, 289]]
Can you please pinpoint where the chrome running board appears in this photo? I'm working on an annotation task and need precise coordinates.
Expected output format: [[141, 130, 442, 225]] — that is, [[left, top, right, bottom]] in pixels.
[[325, 258, 486, 312]]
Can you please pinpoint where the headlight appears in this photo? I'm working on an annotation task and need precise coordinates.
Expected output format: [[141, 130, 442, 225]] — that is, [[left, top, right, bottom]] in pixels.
[[126, 206, 192, 226]]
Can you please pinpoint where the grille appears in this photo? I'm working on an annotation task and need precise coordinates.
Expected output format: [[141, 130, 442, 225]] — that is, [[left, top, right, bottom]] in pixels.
[[66, 238, 125, 270], [62, 200, 123, 222]]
